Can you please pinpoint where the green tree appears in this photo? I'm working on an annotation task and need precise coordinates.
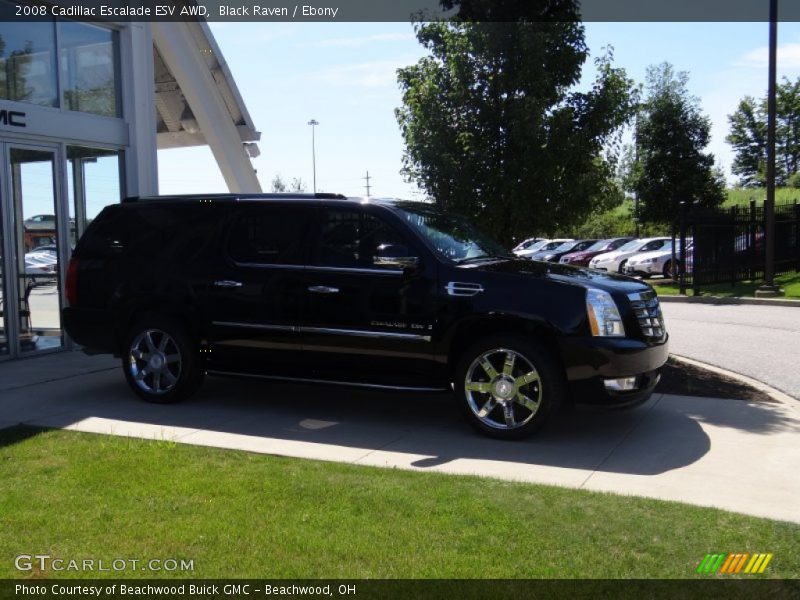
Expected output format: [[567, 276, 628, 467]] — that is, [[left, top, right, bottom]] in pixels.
[[629, 63, 725, 226], [395, 4, 636, 244], [726, 97, 767, 187], [271, 174, 306, 193], [726, 77, 800, 187]]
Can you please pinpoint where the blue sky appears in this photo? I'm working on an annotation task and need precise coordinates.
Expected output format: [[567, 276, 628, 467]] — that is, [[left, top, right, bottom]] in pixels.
[[157, 21, 800, 199]]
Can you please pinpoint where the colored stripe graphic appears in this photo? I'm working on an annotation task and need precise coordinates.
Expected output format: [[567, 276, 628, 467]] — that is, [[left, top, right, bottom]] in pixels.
[[700, 552, 773, 574]]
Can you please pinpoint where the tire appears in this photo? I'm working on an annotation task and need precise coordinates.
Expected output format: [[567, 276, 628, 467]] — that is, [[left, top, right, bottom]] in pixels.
[[617, 259, 627, 274], [454, 335, 565, 440], [122, 317, 204, 404], [662, 260, 673, 279]]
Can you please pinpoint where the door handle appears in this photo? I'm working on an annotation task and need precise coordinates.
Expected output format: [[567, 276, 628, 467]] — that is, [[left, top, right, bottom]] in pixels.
[[308, 285, 339, 294], [214, 280, 243, 288]]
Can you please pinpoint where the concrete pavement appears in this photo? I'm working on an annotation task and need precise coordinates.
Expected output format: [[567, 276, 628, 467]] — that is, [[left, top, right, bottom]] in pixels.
[[1, 351, 799, 524], [661, 302, 800, 400]]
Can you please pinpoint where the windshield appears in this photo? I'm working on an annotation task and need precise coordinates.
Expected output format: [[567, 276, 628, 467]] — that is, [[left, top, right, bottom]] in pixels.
[[394, 204, 511, 263], [585, 239, 614, 252], [514, 239, 538, 251], [616, 240, 643, 252], [522, 240, 548, 253], [551, 241, 577, 253]]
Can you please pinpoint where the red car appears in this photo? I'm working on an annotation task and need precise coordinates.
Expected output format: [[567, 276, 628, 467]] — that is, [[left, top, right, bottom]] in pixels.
[[559, 237, 633, 267]]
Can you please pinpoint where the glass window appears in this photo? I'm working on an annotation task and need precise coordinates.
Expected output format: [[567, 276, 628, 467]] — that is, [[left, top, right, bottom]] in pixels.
[[67, 147, 123, 246], [394, 203, 510, 263], [312, 209, 406, 269], [228, 207, 306, 265], [59, 21, 120, 117], [0, 7, 58, 107]]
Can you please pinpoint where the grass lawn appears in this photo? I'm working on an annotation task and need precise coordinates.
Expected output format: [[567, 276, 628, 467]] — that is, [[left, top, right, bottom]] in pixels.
[[725, 188, 799, 208], [1, 426, 799, 580], [654, 272, 800, 299]]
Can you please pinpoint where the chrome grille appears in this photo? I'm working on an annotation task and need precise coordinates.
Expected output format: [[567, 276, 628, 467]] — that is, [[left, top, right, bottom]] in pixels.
[[627, 291, 665, 341]]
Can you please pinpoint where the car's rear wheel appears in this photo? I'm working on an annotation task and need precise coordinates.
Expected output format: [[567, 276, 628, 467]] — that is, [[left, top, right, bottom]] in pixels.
[[618, 259, 628, 274], [122, 318, 204, 403], [454, 335, 564, 440]]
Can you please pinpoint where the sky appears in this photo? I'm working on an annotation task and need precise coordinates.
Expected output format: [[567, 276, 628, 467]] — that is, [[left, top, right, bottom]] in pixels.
[[156, 21, 800, 199]]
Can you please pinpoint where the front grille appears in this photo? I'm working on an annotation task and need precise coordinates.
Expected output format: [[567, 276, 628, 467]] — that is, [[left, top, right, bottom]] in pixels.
[[627, 291, 665, 341]]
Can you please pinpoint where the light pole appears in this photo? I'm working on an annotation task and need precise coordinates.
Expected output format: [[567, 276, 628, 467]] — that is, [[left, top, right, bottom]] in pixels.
[[757, 0, 783, 296], [308, 119, 319, 193]]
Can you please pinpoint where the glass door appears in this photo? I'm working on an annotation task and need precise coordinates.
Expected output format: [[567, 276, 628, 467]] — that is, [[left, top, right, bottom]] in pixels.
[[1, 143, 65, 356]]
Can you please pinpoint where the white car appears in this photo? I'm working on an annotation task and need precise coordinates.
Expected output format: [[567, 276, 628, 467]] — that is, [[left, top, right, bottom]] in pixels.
[[588, 237, 671, 273], [512, 237, 546, 255], [516, 238, 573, 260], [624, 240, 690, 279]]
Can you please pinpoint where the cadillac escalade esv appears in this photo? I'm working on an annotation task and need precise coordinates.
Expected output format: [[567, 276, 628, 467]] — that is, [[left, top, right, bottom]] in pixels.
[[63, 194, 668, 439]]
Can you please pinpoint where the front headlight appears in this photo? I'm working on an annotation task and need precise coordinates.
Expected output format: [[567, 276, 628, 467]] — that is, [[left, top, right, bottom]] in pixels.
[[586, 289, 626, 337], [641, 258, 655, 264]]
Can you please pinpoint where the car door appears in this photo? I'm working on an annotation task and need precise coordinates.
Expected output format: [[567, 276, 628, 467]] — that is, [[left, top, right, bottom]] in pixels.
[[298, 204, 443, 389], [204, 202, 310, 377]]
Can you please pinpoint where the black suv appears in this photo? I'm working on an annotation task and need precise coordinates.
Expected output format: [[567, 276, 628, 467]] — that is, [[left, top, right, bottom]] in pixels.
[[63, 194, 668, 439]]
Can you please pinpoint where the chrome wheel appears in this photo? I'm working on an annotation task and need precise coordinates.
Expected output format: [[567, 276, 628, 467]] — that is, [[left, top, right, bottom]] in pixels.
[[128, 329, 182, 395], [464, 348, 542, 431]]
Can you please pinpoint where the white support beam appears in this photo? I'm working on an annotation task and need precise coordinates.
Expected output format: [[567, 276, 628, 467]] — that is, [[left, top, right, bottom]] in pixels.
[[152, 22, 262, 193], [121, 23, 159, 197]]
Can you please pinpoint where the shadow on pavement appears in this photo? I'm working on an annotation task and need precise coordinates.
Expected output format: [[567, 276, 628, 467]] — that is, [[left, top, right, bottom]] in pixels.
[[5, 367, 797, 478]]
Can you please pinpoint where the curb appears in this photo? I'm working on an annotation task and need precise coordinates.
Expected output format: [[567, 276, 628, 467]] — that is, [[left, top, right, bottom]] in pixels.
[[658, 294, 800, 307], [669, 354, 798, 406]]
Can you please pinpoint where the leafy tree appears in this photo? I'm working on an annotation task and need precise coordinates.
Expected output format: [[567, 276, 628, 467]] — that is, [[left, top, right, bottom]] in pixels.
[[270, 174, 287, 193], [727, 97, 767, 187], [726, 77, 800, 187], [270, 175, 306, 193], [395, 2, 636, 244], [629, 63, 725, 226]]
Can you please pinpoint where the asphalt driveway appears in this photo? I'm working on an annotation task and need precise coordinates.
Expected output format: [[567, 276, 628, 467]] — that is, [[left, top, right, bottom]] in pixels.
[[661, 302, 800, 400], [2, 351, 799, 524]]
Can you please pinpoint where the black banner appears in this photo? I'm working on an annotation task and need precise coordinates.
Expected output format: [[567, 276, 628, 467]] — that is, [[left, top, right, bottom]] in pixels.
[[2, 0, 800, 23]]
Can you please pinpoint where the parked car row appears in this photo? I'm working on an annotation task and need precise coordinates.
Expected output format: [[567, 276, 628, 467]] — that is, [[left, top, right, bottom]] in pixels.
[[513, 235, 683, 278]]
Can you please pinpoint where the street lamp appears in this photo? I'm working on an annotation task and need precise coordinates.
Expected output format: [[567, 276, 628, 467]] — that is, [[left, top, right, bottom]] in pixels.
[[757, 0, 783, 296], [308, 119, 319, 193]]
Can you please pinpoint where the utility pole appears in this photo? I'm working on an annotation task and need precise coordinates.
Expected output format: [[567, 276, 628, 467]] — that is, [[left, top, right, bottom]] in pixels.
[[757, 0, 783, 296], [307, 119, 319, 194], [363, 170, 372, 197]]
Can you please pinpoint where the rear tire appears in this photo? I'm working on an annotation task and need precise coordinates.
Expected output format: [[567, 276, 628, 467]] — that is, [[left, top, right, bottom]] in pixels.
[[122, 317, 204, 404], [454, 335, 565, 440], [618, 259, 628, 274]]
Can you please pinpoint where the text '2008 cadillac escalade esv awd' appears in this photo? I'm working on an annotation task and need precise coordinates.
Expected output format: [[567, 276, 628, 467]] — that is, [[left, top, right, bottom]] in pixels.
[[63, 194, 668, 439]]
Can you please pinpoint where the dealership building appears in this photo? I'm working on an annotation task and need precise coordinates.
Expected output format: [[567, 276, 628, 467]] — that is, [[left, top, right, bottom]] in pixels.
[[0, 9, 261, 359]]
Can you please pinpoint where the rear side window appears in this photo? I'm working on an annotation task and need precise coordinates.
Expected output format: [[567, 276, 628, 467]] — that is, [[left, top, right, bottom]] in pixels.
[[227, 206, 306, 265], [311, 208, 407, 268]]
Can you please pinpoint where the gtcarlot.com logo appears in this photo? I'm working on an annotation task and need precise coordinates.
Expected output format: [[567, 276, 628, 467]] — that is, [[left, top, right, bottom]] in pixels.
[[15, 554, 194, 573], [697, 552, 773, 575]]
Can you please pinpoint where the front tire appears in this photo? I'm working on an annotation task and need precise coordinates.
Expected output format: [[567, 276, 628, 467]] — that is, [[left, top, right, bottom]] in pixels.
[[122, 318, 204, 404], [454, 335, 565, 440], [618, 259, 628, 274]]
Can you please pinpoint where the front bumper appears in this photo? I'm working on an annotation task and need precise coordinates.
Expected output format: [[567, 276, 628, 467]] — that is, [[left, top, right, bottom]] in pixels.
[[624, 263, 658, 275], [558, 335, 669, 408]]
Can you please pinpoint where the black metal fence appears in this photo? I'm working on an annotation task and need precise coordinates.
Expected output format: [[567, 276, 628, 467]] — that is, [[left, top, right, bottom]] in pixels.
[[677, 200, 800, 294]]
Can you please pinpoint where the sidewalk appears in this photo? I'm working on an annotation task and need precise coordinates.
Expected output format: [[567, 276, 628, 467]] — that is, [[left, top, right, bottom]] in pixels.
[[2, 351, 799, 524]]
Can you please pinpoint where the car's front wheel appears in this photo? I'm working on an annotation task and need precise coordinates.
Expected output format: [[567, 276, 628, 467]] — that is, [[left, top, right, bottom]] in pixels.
[[122, 318, 204, 403], [618, 259, 628, 274], [454, 335, 564, 440]]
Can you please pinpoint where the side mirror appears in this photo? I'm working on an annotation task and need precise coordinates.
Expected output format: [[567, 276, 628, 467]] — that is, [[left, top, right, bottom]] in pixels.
[[374, 244, 419, 270]]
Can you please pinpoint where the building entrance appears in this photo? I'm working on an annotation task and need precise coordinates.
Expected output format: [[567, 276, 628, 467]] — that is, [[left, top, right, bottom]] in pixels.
[[0, 142, 66, 358]]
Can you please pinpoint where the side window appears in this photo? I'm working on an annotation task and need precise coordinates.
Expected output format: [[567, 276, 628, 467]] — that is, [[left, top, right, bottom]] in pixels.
[[228, 206, 306, 265], [313, 209, 408, 269]]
